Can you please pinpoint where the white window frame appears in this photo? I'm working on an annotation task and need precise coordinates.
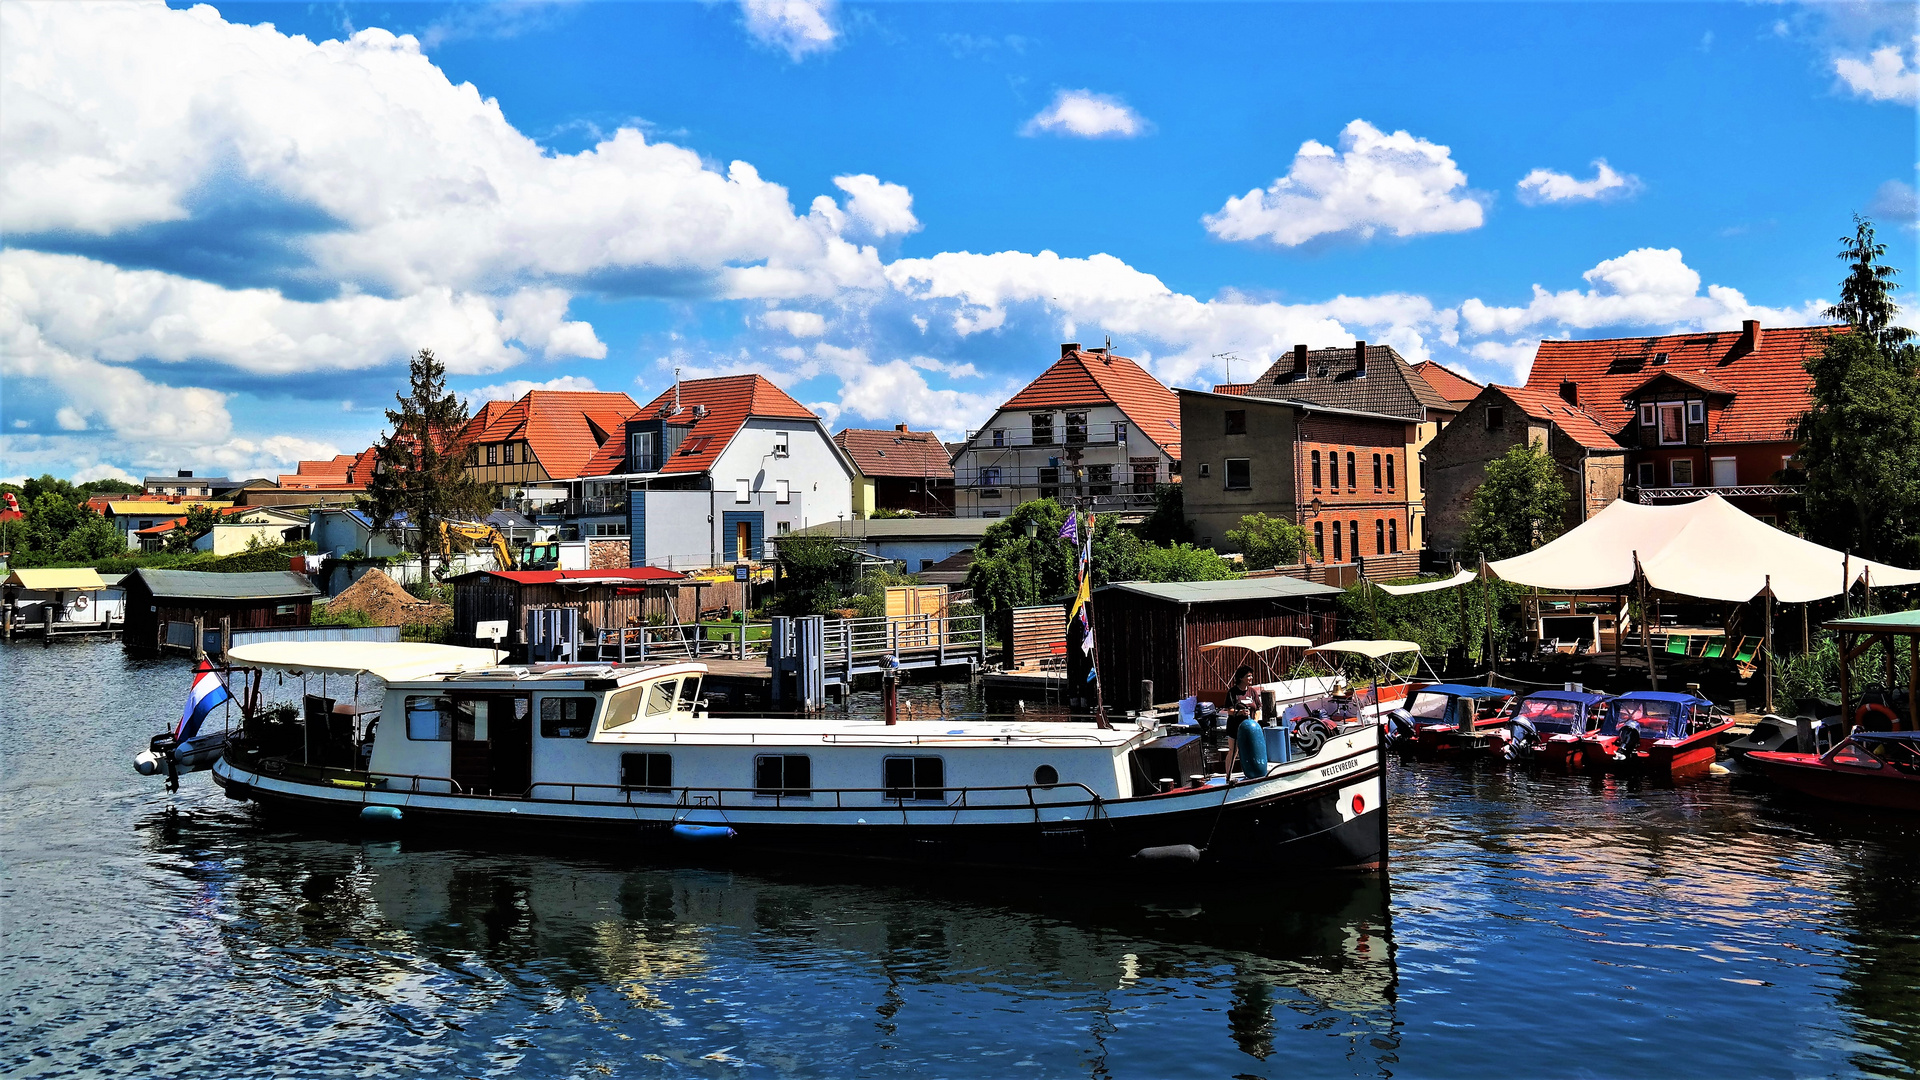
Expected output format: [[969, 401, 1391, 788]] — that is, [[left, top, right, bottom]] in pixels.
[[775, 479, 790, 504], [991, 429, 1005, 447], [1710, 456, 1737, 488], [1198, 463, 1211, 479], [1670, 459, 1695, 487], [1639, 403, 1655, 426], [1636, 462, 1656, 487], [772, 431, 790, 458], [1657, 403, 1686, 446], [734, 479, 751, 503], [1686, 400, 1705, 426]]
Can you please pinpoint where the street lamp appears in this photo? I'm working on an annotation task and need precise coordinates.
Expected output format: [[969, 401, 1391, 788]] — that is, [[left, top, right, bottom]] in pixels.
[[1023, 520, 1039, 539]]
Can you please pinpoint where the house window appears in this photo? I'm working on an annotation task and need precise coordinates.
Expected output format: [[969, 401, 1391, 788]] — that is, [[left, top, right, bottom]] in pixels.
[[1087, 464, 1113, 495], [1224, 459, 1251, 490], [1487, 404, 1506, 430], [1389, 520, 1398, 552], [1639, 403, 1656, 426], [1711, 457, 1737, 488], [631, 431, 658, 472], [540, 697, 595, 738], [1112, 421, 1127, 443], [1039, 466, 1060, 486], [1064, 412, 1088, 444], [1671, 459, 1695, 486], [1332, 522, 1343, 561], [1031, 413, 1054, 445], [1314, 521, 1325, 559], [992, 429, 1005, 447], [773, 431, 790, 457], [620, 752, 672, 793], [1346, 452, 1357, 489], [1311, 451, 1322, 490], [1386, 456, 1395, 490], [883, 756, 945, 801], [1653, 352, 1669, 365], [405, 696, 453, 741], [468, 446, 479, 466], [776, 521, 791, 535], [776, 479, 791, 504], [1686, 401, 1704, 426], [503, 442, 516, 464], [486, 444, 498, 465], [1658, 403, 1685, 445], [754, 754, 812, 795], [1349, 522, 1359, 559], [735, 479, 751, 503], [1372, 454, 1383, 490], [1637, 462, 1656, 487], [1376, 519, 1385, 554], [980, 467, 1002, 486], [1131, 459, 1158, 489], [590, 522, 628, 537], [1198, 463, 1211, 479], [1224, 410, 1247, 435]]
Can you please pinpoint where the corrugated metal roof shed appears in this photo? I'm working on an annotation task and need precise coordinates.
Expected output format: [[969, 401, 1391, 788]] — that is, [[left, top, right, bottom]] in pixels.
[[132, 569, 320, 600]]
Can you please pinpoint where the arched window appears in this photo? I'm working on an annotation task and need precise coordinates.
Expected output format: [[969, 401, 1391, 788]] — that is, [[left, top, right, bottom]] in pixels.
[[1346, 452, 1357, 489], [1372, 454, 1383, 490], [1375, 519, 1385, 554], [1311, 450, 1322, 489], [1314, 521, 1325, 560], [1349, 521, 1360, 559], [1331, 521, 1342, 561], [1387, 456, 1396, 490], [1389, 519, 1398, 552]]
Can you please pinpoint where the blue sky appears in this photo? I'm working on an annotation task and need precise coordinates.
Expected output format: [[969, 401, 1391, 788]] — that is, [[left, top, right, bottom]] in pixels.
[[2, 0, 1915, 484]]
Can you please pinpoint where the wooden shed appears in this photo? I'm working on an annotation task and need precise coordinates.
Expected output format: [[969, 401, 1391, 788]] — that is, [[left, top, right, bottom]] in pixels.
[[123, 569, 320, 653], [1086, 577, 1344, 710], [448, 567, 686, 652]]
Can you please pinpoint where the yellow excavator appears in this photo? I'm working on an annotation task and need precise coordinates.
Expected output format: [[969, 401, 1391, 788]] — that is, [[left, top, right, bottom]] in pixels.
[[437, 521, 517, 572]]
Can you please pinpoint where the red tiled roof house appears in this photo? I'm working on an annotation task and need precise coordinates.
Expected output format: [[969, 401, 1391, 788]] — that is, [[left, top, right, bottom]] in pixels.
[[570, 374, 857, 569], [835, 425, 957, 516], [950, 343, 1182, 517]]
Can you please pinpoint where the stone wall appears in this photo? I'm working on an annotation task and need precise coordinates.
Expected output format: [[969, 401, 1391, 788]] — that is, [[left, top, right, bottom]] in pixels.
[[587, 538, 630, 570]]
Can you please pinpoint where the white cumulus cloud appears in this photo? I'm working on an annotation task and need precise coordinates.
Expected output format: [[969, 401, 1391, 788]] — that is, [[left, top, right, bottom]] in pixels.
[[831, 174, 920, 239], [1515, 159, 1642, 205], [738, 0, 838, 61], [1203, 120, 1484, 247], [464, 375, 603, 404], [1835, 36, 1920, 104], [1021, 90, 1151, 139], [761, 310, 829, 337]]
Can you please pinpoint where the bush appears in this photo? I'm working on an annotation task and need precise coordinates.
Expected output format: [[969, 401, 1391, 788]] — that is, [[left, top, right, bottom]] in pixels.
[[311, 601, 374, 629], [1773, 630, 1913, 707], [773, 533, 860, 615], [1224, 512, 1313, 569], [1337, 575, 1526, 668]]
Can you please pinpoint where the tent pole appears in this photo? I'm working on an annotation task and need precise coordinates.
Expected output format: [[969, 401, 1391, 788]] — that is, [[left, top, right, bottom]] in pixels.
[[1907, 636, 1916, 732], [1480, 555, 1494, 688], [1635, 551, 1658, 692], [1614, 591, 1624, 677], [1763, 576, 1774, 715], [1843, 554, 1852, 617], [1838, 632, 1853, 732]]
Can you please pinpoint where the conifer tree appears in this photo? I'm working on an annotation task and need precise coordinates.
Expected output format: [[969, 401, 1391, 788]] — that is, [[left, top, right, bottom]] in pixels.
[[363, 348, 493, 582]]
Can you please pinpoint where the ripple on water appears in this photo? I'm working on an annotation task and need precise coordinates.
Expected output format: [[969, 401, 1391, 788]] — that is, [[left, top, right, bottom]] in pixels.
[[3, 640, 1919, 1078]]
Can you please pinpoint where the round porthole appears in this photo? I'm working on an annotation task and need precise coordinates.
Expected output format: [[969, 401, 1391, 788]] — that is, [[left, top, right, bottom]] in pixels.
[[1034, 765, 1059, 787]]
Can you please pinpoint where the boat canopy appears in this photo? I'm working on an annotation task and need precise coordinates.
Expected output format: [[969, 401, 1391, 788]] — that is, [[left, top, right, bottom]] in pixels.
[[226, 641, 505, 683], [1614, 690, 1709, 706], [1199, 634, 1314, 653], [1488, 494, 1920, 603], [1308, 640, 1421, 659], [1521, 689, 1613, 705], [1412, 683, 1514, 700]]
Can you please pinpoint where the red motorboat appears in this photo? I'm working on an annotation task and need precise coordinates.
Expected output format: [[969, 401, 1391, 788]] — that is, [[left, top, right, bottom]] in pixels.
[[1508, 690, 1614, 770], [1392, 684, 1515, 761], [1748, 732, 1920, 811], [1585, 691, 1734, 781]]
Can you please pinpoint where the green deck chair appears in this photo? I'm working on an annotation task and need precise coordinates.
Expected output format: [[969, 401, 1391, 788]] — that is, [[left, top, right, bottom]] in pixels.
[[1699, 637, 1728, 660], [1731, 636, 1760, 667], [1665, 634, 1690, 656]]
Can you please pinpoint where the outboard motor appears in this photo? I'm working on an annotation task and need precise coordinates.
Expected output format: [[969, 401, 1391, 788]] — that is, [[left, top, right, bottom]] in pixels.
[[1503, 717, 1539, 761], [1613, 723, 1642, 761], [1384, 708, 1416, 748]]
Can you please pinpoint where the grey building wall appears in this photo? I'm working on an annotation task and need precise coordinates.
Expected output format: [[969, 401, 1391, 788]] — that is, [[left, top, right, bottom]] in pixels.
[[1423, 391, 1627, 554], [1177, 391, 1300, 550]]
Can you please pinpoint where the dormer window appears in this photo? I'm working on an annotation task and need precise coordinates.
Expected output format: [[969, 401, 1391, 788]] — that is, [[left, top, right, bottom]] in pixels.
[[1639, 403, 1655, 426], [1686, 400, 1704, 425], [1658, 403, 1686, 445]]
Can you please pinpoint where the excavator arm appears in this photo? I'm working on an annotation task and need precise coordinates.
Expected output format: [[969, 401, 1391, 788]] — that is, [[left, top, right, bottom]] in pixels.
[[437, 521, 516, 571]]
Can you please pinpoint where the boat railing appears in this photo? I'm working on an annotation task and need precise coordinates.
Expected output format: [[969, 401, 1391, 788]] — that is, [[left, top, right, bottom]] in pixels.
[[526, 780, 1110, 815]]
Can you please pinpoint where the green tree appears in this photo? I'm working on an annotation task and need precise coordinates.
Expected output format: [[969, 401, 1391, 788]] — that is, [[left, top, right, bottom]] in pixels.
[[771, 533, 860, 615], [363, 348, 493, 582], [164, 504, 221, 554], [78, 478, 141, 495], [1462, 441, 1569, 561], [1136, 543, 1237, 582], [1224, 512, 1314, 569], [1797, 219, 1920, 563], [964, 500, 1238, 616], [1139, 483, 1193, 544]]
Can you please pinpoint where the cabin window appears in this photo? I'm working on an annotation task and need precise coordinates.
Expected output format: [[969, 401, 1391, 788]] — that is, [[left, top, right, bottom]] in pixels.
[[1224, 459, 1251, 490], [1223, 410, 1247, 435], [645, 678, 680, 717], [883, 756, 945, 801], [1064, 412, 1089, 444], [601, 686, 647, 730], [405, 696, 453, 741], [539, 696, 595, 738], [621, 752, 673, 792], [1311, 451, 1322, 489], [1033, 764, 1059, 787], [755, 754, 812, 795], [677, 676, 703, 710], [275, 604, 296, 615]]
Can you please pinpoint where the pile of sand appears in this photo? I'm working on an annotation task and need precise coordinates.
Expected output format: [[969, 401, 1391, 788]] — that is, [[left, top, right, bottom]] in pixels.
[[328, 568, 451, 627]]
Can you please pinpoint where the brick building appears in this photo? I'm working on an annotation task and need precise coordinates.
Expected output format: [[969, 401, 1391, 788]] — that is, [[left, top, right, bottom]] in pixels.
[[1423, 383, 1628, 554], [1177, 389, 1417, 566]]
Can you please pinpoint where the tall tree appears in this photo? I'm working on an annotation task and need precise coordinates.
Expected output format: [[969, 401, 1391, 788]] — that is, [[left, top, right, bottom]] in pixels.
[[1462, 442, 1569, 561], [363, 348, 493, 582], [1224, 512, 1314, 569], [1796, 218, 1920, 564]]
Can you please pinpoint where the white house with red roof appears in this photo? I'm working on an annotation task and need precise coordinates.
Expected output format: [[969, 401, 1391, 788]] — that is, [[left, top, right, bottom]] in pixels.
[[561, 374, 856, 570], [950, 342, 1182, 517]]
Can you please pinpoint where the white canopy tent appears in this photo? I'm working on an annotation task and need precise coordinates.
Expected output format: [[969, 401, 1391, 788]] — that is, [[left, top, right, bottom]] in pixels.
[[227, 641, 505, 683], [1487, 495, 1920, 603]]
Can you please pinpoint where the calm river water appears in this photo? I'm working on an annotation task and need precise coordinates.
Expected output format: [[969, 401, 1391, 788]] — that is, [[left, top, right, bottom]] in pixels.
[[3, 640, 1918, 1078]]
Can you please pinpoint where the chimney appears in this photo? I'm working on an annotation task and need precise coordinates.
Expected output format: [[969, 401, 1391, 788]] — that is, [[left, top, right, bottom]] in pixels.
[[1735, 319, 1762, 360], [1353, 340, 1368, 376], [895, 423, 909, 433], [1559, 380, 1579, 406], [1291, 344, 1309, 380], [178, 470, 193, 478], [1061, 342, 1080, 358]]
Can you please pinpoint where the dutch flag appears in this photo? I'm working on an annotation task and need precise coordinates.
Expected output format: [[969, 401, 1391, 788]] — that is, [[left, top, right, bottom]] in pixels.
[[177, 660, 232, 742]]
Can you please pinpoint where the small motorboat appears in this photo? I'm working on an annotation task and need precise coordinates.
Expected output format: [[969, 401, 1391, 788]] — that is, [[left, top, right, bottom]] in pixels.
[[1391, 684, 1515, 760], [1512, 690, 1616, 770], [1747, 732, 1920, 811], [1582, 690, 1735, 781]]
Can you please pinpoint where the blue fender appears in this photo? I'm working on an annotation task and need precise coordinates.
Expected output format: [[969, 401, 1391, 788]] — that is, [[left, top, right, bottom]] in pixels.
[[671, 823, 738, 842], [359, 805, 403, 826]]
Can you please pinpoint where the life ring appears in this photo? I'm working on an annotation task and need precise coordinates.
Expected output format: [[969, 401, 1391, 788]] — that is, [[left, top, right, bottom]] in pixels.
[[1857, 703, 1900, 732], [70, 594, 89, 611]]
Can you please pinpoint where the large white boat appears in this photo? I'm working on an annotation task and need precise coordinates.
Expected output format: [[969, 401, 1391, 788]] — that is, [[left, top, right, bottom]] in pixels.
[[173, 642, 1387, 875]]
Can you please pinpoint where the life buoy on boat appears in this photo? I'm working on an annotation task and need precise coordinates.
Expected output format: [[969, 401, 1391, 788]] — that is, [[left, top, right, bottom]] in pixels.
[[1857, 703, 1900, 732]]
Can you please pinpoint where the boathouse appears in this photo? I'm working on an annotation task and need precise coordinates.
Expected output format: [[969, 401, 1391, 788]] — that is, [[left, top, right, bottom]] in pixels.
[[3, 568, 122, 639], [1088, 576, 1344, 709], [122, 569, 321, 653]]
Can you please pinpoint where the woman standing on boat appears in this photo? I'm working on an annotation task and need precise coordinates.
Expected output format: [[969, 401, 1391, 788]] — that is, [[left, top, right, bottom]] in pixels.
[[1226, 666, 1269, 778]]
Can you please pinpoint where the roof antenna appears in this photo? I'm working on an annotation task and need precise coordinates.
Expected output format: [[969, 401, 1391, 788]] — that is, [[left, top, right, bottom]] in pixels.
[[672, 367, 681, 416], [1212, 352, 1241, 384]]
